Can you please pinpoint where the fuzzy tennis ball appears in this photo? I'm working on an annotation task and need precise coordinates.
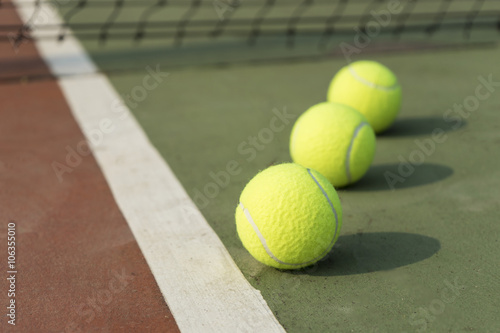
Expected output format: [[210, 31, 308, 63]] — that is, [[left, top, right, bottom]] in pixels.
[[290, 102, 375, 187], [327, 60, 401, 133], [235, 163, 342, 270]]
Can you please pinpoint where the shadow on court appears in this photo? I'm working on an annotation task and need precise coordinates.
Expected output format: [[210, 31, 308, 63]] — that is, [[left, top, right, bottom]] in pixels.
[[381, 116, 466, 137], [307, 232, 441, 276], [347, 162, 454, 191]]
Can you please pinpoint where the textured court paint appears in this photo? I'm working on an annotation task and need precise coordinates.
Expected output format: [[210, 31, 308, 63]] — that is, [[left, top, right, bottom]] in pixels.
[[14, 1, 285, 332]]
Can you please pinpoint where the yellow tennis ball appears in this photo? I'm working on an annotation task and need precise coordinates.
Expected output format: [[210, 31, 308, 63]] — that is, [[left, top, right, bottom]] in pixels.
[[235, 163, 342, 270], [290, 102, 375, 187], [327, 60, 402, 133]]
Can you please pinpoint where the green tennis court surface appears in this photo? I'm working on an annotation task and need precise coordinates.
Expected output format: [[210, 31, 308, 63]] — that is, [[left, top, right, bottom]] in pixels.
[[108, 47, 500, 332], [5, 1, 500, 332]]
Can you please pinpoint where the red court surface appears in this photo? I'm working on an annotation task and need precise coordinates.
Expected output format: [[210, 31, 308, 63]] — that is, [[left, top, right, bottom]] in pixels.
[[0, 4, 180, 332]]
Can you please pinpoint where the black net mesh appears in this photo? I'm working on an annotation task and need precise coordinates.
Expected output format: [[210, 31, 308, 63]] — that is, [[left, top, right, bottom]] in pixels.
[[2, 0, 499, 42], [1, 0, 499, 72]]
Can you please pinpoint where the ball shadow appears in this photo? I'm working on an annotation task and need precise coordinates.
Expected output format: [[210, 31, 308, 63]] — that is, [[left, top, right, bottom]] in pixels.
[[381, 116, 466, 137], [304, 232, 441, 276], [346, 163, 453, 191]]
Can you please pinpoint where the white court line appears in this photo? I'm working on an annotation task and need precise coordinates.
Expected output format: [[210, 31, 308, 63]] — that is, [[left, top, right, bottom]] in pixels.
[[14, 2, 285, 332]]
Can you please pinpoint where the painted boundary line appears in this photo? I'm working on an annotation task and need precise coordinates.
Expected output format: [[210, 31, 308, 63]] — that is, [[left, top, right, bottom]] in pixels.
[[13, 2, 285, 332]]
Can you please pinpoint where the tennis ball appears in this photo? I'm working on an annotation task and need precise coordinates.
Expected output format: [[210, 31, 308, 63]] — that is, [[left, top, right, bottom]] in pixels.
[[290, 102, 375, 187], [235, 163, 342, 270], [327, 60, 401, 133]]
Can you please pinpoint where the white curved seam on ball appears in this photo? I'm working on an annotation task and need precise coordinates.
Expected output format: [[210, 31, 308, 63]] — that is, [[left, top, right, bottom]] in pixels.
[[240, 202, 322, 267], [306, 169, 340, 263], [239, 202, 296, 266], [345, 121, 369, 183], [347, 65, 399, 92]]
